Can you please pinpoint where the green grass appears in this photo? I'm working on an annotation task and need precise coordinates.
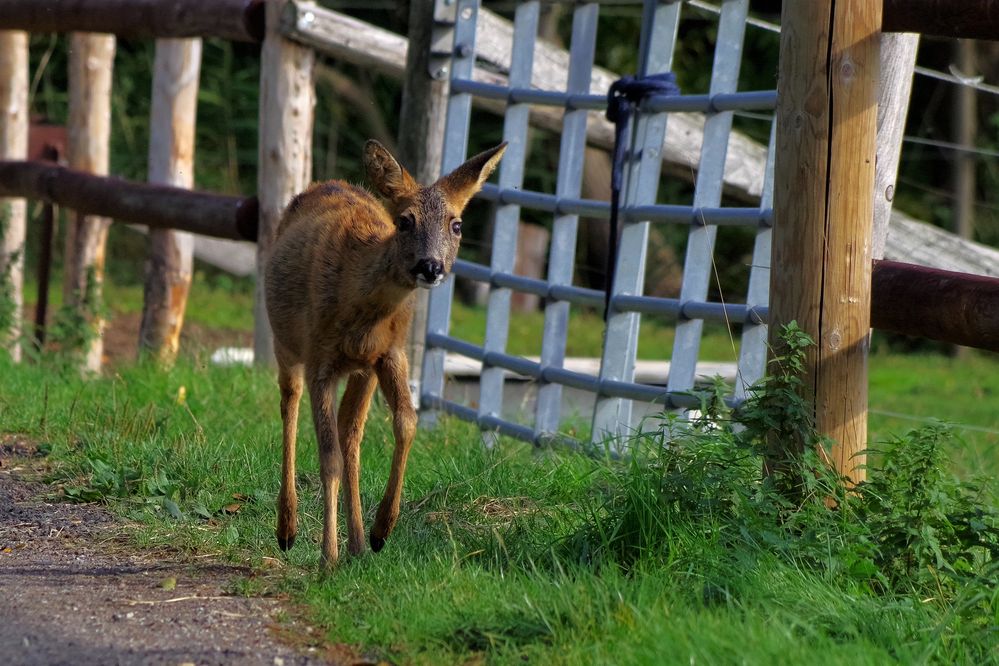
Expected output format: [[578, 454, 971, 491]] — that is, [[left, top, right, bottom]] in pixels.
[[868, 351, 999, 477], [23, 273, 256, 333], [1, 348, 996, 665], [27, 276, 737, 361], [450, 300, 740, 360]]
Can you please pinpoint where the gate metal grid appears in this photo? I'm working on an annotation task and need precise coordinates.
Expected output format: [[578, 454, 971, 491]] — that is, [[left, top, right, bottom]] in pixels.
[[420, 0, 777, 447]]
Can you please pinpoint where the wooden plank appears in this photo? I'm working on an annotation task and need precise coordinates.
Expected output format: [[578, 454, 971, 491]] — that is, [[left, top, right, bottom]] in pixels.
[[886, 212, 999, 277], [953, 39, 977, 244], [138, 38, 202, 365], [772, 1, 881, 484], [0, 0, 264, 43], [0, 161, 255, 241], [280, 2, 768, 202], [872, 33, 918, 259], [254, 0, 315, 366], [0, 31, 28, 362], [64, 32, 116, 373]]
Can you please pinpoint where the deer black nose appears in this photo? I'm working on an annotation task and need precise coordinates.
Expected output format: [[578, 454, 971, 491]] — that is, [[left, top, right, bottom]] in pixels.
[[411, 259, 444, 283]]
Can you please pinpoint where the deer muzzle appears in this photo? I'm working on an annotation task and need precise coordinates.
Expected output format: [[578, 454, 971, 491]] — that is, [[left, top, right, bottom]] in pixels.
[[411, 259, 445, 288]]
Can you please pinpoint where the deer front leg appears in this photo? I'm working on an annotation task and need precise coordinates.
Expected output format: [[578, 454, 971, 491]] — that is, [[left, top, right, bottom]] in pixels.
[[337, 370, 378, 556], [276, 362, 304, 551], [370, 349, 418, 552], [308, 365, 343, 568]]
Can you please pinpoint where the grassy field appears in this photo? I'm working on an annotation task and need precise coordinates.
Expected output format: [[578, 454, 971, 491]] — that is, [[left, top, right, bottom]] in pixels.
[[4, 280, 998, 663], [1, 341, 997, 664]]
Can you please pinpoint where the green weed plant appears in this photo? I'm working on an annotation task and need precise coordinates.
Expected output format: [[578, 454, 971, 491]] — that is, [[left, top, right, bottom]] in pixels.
[[569, 325, 998, 603]]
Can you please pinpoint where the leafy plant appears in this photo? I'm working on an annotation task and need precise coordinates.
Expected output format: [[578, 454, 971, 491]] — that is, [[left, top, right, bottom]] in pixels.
[[47, 265, 104, 363], [63, 455, 185, 520], [858, 424, 999, 590], [566, 323, 999, 607]]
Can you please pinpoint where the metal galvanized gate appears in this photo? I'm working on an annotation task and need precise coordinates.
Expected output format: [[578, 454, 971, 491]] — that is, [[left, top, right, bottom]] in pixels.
[[420, 0, 777, 447]]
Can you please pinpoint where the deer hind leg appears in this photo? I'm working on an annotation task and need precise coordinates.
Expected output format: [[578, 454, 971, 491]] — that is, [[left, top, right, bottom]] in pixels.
[[337, 370, 378, 556], [308, 364, 343, 568], [370, 349, 418, 552], [276, 361, 304, 551]]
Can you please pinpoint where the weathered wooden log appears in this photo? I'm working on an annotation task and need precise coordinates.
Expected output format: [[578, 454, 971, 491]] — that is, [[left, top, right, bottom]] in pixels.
[[871, 260, 999, 351], [953, 40, 978, 245], [254, 0, 316, 365], [771, 0, 881, 484], [885, 214, 999, 277], [0, 31, 29, 362], [872, 33, 919, 259], [280, 1, 768, 202], [64, 33, 115, 373], [0, 161, 258, 241], [0, 0, 265, 43], [138, 38, 202, 365], [883, 0, 999, 41]]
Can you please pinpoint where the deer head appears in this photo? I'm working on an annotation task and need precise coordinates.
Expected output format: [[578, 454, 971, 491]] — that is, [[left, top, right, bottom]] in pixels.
[[363, 140, 507, 289]]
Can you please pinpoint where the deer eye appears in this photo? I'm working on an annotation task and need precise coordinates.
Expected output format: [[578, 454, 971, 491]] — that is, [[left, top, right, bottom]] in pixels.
[[450, 218, 462, 235], [397, 213, 415, 232]]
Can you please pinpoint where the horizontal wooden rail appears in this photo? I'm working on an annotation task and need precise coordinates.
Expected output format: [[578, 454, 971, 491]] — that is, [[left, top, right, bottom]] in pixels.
[[0, 160, 258, 241], [5, 0, 996, 53], [0, 161, 994, 351], [883, 0, 999, 41], [0, 0, 265, 43], [871, 260, 999, 351]]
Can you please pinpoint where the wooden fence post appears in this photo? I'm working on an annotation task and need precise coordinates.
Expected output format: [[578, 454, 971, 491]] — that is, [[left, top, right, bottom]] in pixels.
[[254, 0, 315, 366], [399, 0, 448, 405], [953, 39, 977, 244], [138, 38, 203, 365], [0, 31, 28, 362], [872, 33, 919, 260], [770, 1, 882, 484], [64, 33, 116, 373]]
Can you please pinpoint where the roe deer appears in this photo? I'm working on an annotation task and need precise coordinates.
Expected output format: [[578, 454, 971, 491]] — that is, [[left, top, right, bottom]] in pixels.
[[265, 139, 506, 567]]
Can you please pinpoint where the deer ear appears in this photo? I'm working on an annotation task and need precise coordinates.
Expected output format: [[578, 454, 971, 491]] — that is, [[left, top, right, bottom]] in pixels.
[[437, 142, 507, 212], [364, 140, 418, 200]]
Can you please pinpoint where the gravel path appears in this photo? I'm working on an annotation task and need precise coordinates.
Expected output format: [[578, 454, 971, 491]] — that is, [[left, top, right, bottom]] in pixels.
[[0, 439, 343, 666]]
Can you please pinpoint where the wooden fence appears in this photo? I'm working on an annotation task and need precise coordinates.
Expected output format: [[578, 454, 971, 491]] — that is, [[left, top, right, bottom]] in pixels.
[[0, 1, 997, 473]]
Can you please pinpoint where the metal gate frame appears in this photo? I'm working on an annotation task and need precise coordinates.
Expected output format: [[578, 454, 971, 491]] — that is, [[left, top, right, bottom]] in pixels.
[[420, 0, 777, 448]]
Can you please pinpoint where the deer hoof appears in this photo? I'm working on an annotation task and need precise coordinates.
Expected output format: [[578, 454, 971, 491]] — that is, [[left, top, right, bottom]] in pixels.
[[370, 534, 386, 552], [277, 534, 296, 551]]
